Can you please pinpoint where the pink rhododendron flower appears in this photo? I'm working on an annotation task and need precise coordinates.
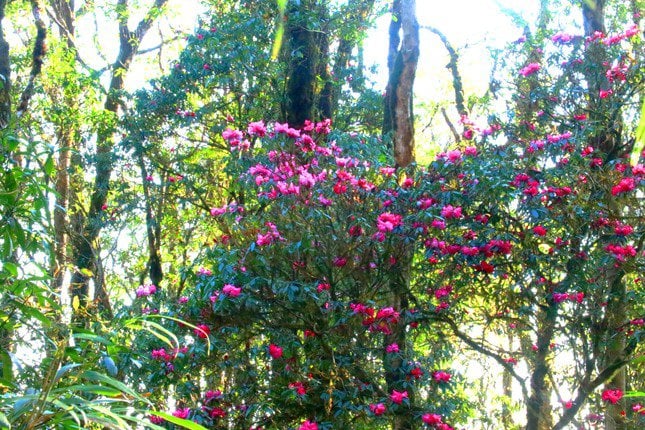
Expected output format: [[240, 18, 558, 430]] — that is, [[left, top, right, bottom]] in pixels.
[[222, 284, 241, 297], [222, 128, 243, 142], [332, 256, 347, 267], [268, 343, 283, 359], [377, 212, 403, 232], [247, 120, 266, 137], [380, 166, 396, 176], [386, 343, 400, 353], [149, 414, 165, 424], [298, 420, 318, 430], [599, 88, 613, 99], [370, 402, 387, 415], [551, 31, 574, 43], [431, 219, 446, 230], [441, 205, 463, 219], [195, 324, 210, 339], [446, 149, 462, 163], [533, 225, 547, 236], [422, 413, 443, 425], [390, 389, 408, 404], [409, 366, 423, 379], [136, 284, 157, 297], [197, 267, 212, 276], [553, 292, 569, 303], [433, 370, 451, 383], [601, 388, 623, 404], [611, 177, 636, 195], [605, 243, 637, 261], [205, 389, 222, 400], [317, 282, 331, 292], [210, 407, 226, 418], [172, 408, 190, 419], [614, 223, 634, 236], [520, 63, 541, 77], [464, 146, 477, 156], [289, 381, 307, 396]]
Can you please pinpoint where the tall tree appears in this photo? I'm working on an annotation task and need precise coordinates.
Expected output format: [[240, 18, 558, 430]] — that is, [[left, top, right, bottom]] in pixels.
[[383, 0, 419, 167], [69, 0, 169, 319]]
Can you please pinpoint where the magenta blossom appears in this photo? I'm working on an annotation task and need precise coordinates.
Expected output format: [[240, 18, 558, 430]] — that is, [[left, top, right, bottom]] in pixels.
[[377, 212, 403, 232], [268, 343, 283, 359], [172, 408, 190, 419], [298, 420, 318, 430], [601, 388, 623, 404], [370, 402, 387, 415], [519, 63, 541, 77], [390, 389, 408, 404], [136, 283, 157, 297], [222, 284, 242, 297]]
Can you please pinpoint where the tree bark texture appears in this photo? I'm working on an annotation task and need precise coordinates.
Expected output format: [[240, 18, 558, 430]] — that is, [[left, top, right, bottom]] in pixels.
[[285, 0, 321, 128], [0, 0, 11, 129], [525, 303, 556, 430], [580, 3, 627, 429], [383, 0, 419, 168]]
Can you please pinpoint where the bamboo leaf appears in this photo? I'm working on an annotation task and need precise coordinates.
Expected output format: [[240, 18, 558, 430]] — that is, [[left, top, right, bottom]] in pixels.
[[149, 411, 209, 430]]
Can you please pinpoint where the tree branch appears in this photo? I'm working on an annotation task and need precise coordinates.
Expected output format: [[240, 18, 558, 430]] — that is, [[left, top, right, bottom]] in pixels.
[[422, 26, 466, 117], [16, 0, 47, 117]]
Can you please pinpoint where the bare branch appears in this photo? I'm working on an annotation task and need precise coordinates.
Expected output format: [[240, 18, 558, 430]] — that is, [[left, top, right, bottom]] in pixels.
[[422, 26, 467, 117], [441, 106, 460, 143]]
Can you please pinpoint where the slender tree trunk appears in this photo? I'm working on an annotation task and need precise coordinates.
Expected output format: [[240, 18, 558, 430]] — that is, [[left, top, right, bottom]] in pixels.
[[69, 0, 168, 320], [526, 303, 557, 430], [382, 0, 419, 167], [50, 1, 76, 302], [502, 332, 515, 428], [602, 270, 627, 430], [137, 151, 163, 286], [0, 0, 11, 129], [384, 252, 414, 430], [321, 0, 376, 120]]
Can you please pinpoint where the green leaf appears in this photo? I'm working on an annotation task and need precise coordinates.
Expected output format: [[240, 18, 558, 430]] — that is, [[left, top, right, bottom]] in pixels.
[[149, 412, 208, 430], [73, 332, 114, 347], [99, 355, 118, 376], [0, 411, 10, 429], [2, 262, 18, 277], [80, 371, 146, 403], [632, 98, 645, 165], [54, 363, 81, 383]]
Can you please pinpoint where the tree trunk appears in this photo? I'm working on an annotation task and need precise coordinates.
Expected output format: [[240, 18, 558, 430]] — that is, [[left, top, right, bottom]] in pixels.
[[137, 150, 163, 286], [580, 3, 627, 428], [602, 271, 627, 430], [384, 253, 414, 430], [50, 1, 76, 302], [0, 0, 11, 129], [526, 303, 557, 430], [285, 0, 323, 128], [69, 0, 169, 320], [382, 0, 419, 167]]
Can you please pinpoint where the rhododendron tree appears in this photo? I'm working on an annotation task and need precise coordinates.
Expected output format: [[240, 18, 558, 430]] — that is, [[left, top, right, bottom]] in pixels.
[[109, 2, 643, 430]]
